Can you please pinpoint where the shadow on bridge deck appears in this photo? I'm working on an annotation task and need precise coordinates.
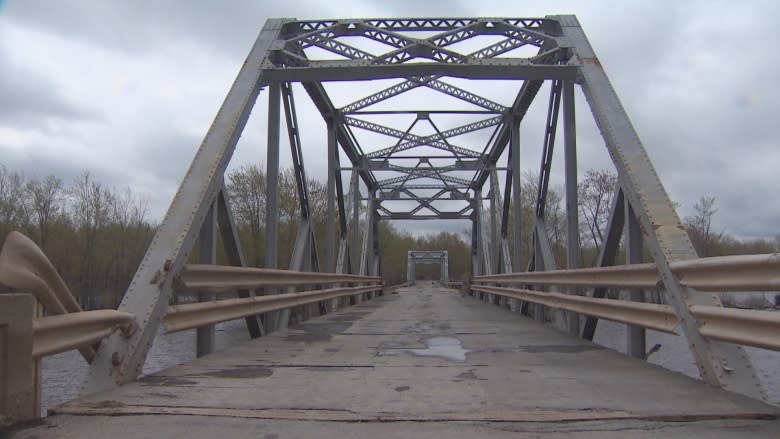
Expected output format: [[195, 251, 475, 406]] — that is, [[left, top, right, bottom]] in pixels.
[[14, 283, 780, 438]]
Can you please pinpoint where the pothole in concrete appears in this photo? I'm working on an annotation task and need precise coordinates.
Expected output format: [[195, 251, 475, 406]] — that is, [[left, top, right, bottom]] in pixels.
[[378, 336, 469, 362]]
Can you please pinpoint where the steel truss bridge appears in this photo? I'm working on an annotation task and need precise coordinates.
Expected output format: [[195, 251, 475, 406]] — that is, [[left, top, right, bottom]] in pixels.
[[2, 15, 780, 434], [407, 251, 449, 284]]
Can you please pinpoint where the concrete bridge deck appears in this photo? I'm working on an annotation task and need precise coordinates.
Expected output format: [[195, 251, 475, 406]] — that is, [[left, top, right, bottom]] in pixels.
[[13, 284, 780, 438]]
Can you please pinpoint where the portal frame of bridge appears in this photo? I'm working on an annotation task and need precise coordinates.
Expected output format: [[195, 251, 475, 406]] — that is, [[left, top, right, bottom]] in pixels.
[[406, 251, 449, 284], [82, 15, 765, 402]]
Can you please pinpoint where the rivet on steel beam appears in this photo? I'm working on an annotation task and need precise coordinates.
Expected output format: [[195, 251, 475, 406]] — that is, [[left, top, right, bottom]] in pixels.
[[111, 352, 122, 366], [121, 320, 139, 338], [164, 259, 173, 271]]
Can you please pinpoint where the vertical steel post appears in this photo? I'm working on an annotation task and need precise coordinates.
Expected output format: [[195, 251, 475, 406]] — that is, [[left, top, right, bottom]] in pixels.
[[352, 175, 360, 274], [359, 191, 374, 276], [471, 215, 480, 277], [489, 170, 499, 270], [474, 189, 485, 276], [327, 120, 337, 273], [265, 81, 281, 331], [265, 82, 281, 270], [563, 79, 580, 336], [371, 208, 380, 276], [407, 251, 412, 283], [216, 188, 264, 337], [581, 187, 625, 340], [625, 201, 646, 358], [196, 202, 216, 357], [510, 117, 522, 272]]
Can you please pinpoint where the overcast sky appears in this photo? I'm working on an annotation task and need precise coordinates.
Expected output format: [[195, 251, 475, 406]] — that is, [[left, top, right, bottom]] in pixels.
[[0, 0, 778, 241]]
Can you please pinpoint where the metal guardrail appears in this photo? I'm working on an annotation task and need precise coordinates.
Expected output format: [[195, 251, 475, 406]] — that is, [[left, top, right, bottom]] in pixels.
[[471, 285, 678, 333], [33, 310, 136, 358], [471, 253, 780, 352], [474, 253, 780, 292], [166, 284, 380, 332], [177, 264, 381, 292], [0, 231, 98, 363], [0, 231, 382, 423]]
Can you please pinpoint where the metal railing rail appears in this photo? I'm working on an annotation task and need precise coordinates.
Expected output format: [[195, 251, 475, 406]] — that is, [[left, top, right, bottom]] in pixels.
[[471, 284, 678, 333], [166, 284, 380, 332], [0, 232, 382, 423], [177, 264, 382, 292], [474, 253, 780, 292], [471, 252, 780, 352], [33, 310, 136, 358]]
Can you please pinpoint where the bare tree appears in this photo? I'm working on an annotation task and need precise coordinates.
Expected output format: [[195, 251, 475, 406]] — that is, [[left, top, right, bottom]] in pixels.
[[578, 169, 617, 251], [27, 175, 64, 250], [0, 165, 31, 237], [69, 171, 114, 297], [227, 164, 266, 266], [684, 196, 721, 257]]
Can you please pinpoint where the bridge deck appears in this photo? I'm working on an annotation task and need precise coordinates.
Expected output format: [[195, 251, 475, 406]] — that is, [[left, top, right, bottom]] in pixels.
[[15, 284, 780, 438]]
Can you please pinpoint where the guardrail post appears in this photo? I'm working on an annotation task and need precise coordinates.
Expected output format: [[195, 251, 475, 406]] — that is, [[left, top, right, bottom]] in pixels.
[[1, 294, 38, 423]]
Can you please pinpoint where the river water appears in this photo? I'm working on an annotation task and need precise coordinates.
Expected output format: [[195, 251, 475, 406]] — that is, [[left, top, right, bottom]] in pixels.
[[41, 310, 780, 415]]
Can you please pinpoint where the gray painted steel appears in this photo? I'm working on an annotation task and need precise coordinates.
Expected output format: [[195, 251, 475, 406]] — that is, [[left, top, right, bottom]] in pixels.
[[83, 19, 290, 393], [77, 14, 763, 403], [196, 203, 216, 357], [556, 14, 764, 399]]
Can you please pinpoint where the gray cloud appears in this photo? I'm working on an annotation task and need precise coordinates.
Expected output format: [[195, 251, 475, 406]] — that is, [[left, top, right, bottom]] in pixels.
[[0, 45, 97, 128], [0, 0, 777, 241]]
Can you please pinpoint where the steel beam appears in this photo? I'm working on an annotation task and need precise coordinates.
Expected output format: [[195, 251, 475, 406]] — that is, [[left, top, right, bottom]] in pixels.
[[216, 188, 264, 338], [510, 117, 522, 272], [359, 191, 375, 276], [282, 82, 312, 219], [196, 202, 216, 358], [265, 82, 281, 273], [625, 201, 646, 359], [489, 170, 500, 271], [351, 174, 360, 274], [301, 82, 376, 189], [83, 19, 289, 393], [581, 187, 625, 340], [557, 14, 765, 400], [264, 61, 576, 82], [265, 81, 282, 332], [327, 120, 337, 273], [563, 79, 580, 335]]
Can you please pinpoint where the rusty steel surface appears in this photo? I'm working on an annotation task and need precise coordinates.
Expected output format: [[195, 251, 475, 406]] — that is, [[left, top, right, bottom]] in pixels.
[[32, 310, 136, 358], [177, 264, 382, 293], [164, 285, 381, 332], [473, 253, 780, 292]]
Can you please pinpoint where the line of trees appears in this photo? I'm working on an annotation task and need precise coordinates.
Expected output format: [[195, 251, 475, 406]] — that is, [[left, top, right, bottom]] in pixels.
[[0, 165, 154, 307], [513, 169, 778, 268], [2, 163, 777, 308]]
